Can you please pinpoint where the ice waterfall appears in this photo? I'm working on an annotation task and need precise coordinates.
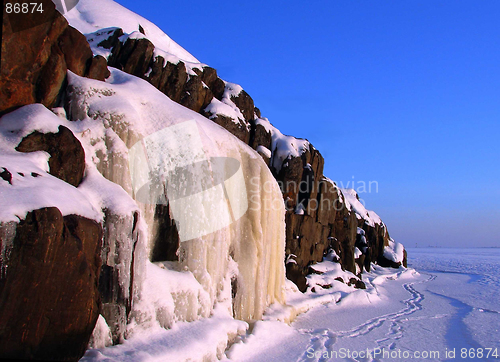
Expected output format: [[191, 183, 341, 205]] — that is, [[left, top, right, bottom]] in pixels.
[[65, 68, 286, 340]]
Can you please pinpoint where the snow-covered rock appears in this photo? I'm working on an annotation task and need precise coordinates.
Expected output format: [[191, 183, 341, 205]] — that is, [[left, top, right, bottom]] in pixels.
[[0, 109, 104, 359], [65, 0, 199, 64]]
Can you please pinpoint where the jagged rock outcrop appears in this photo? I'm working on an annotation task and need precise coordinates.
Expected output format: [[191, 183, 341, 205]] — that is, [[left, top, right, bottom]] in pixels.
[[86, 21, 407, 291], [250, 120, 272, 151], [16, 125, 85, 187], [285, 213, 330, 291], [248, 119, 405, 289], [91, 28, 255, 144], [1, 102, 146, 356], [0, 0, 109, 115], [330, 192, 358, 274], [0, 208, 102, 361]]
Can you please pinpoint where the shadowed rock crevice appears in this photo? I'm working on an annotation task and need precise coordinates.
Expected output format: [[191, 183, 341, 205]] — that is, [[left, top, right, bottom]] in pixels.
[[151, 204, 180, 263]]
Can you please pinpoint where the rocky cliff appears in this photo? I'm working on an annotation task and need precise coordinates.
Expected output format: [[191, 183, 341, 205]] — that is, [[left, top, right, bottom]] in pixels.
[[0, 0, 406, 360], [76, 12, 407, 291]]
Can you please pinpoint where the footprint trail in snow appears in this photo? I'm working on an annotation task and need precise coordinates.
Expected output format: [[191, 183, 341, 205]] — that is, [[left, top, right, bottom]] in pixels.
[[297, 273, 436, 362]]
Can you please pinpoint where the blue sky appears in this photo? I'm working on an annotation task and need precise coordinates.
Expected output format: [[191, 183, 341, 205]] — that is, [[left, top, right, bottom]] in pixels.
[[116, 0, 499, 247]]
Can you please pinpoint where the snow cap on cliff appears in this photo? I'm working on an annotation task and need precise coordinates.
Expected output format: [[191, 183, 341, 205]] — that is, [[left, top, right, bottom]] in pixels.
[[64, 0, 199, 64]]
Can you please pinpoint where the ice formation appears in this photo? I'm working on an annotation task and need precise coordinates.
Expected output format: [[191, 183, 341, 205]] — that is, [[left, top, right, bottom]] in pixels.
[[63, 67, 286, 339]]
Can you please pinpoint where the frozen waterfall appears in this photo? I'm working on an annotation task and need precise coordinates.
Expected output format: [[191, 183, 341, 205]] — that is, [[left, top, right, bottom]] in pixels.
[[65, 68, 286, 340]]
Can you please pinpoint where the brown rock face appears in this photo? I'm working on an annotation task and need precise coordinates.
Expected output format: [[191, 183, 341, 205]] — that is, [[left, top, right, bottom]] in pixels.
[[331, 197, 358, 274], [87, 55, 112, 81], [274, 143, 341, 289], [277, 156, 304, 210], [285, 212, 330, 291], [301, 147, 324, 217], [109, 37, 155, 77], [361, 222, 390, 271], [279, 147, 405, 288], [205, 113, 251, 144], [16, 125, 86, 187], [0, 208, 102, 361], [58, 25, 94, 76], [180, 74, 213, 113], [230, 89, 255, 122], [0, 0, 109, 115], [250, 121, 272, 151]]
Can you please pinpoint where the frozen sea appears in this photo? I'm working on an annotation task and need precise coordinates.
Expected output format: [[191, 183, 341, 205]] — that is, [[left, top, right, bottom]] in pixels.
[[227, 248, 500, 362]]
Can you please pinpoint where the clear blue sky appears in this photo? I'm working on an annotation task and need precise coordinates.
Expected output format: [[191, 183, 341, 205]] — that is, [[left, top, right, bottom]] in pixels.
[[115, 0, 500, 248]]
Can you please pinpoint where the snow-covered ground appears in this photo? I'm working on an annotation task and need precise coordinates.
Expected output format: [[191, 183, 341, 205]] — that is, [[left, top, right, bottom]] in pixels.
[[227, 248, 500, 362], [81, 248, 500, 361]]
